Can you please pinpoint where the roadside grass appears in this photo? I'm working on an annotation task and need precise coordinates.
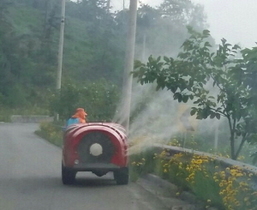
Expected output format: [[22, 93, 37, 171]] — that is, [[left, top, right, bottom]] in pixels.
[[35, 122, 63, 147], [0, 109, 11, 122], [129, 147, 257, 210]]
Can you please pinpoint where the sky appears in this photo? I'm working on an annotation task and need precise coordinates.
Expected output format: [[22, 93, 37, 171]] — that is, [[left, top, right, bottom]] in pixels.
[[111, 0, 257, 49]]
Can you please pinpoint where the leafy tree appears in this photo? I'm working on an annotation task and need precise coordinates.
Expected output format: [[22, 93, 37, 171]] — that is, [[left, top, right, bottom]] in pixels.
[[159, 0, 194, 24], [40, 0, 60, 64], [0, 0, 126, 110], [79, 79, 120, 121], [63, 0, 126, 85], [0, 0, 24, 107], [158, 0, 207, 28], [50, 79, 119, 121], [136, 4, 159, 60], [50, 83, 81, 120], [135, 0, 208, 59], [239, 46, 257, 162], [0, 0, 208, 118], [132, 27, 257, 160]]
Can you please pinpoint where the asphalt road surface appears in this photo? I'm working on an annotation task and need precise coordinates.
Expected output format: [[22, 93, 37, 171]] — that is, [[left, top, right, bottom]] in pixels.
[[0, 123, 167, 210]]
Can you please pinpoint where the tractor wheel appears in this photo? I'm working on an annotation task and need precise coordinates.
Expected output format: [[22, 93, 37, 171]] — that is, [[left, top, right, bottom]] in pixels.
[[114, 167, 129, 185], [62, 164, 76, 185]]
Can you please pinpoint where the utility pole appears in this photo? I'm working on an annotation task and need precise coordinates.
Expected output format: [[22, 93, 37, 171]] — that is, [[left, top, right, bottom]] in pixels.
[[55, 0, 66, 121], [121, 0, 138, 134], [56, 0, 66, 90]]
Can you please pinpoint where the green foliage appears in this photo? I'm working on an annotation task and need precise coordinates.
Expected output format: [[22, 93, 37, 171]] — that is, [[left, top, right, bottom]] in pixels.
[[132, 27, 257, 160], [50, 79, 120, 121], [0, 0, 125, 110], [80, 80, 120, 121], [131, 148, 257, 209], [136, 0, 208, 58], [129, 149, 156, 181], [35, 122, 63, 147], [0, 0, 207, 122]]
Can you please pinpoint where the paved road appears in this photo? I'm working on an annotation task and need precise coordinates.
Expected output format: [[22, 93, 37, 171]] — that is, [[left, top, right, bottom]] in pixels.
[[0, 123, 167, 210]]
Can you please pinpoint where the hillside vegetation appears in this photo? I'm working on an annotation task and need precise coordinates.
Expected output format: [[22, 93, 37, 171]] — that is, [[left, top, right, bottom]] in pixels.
[[0, 0, 207, 121]]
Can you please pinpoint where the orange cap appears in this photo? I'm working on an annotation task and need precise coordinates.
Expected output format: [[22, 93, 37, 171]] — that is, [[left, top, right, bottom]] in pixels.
[[76, 108, 87, 116]]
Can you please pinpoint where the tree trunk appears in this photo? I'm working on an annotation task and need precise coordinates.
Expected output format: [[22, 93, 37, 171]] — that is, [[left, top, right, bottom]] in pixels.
[[228, 116, 236, 160], [230, 135, 235, 160]]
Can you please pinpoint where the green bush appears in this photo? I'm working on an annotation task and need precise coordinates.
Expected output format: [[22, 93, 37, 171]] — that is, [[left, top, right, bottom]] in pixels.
[[49, 79, 120, 121], [35, 122, 63, 147]]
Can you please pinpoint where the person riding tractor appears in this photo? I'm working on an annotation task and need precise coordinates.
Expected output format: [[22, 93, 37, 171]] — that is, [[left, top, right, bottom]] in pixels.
[[66, 108, 87, 127]]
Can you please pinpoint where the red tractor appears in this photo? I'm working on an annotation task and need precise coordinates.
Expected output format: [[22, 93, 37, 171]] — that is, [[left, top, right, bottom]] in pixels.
[[62, 123, 129, 185]]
